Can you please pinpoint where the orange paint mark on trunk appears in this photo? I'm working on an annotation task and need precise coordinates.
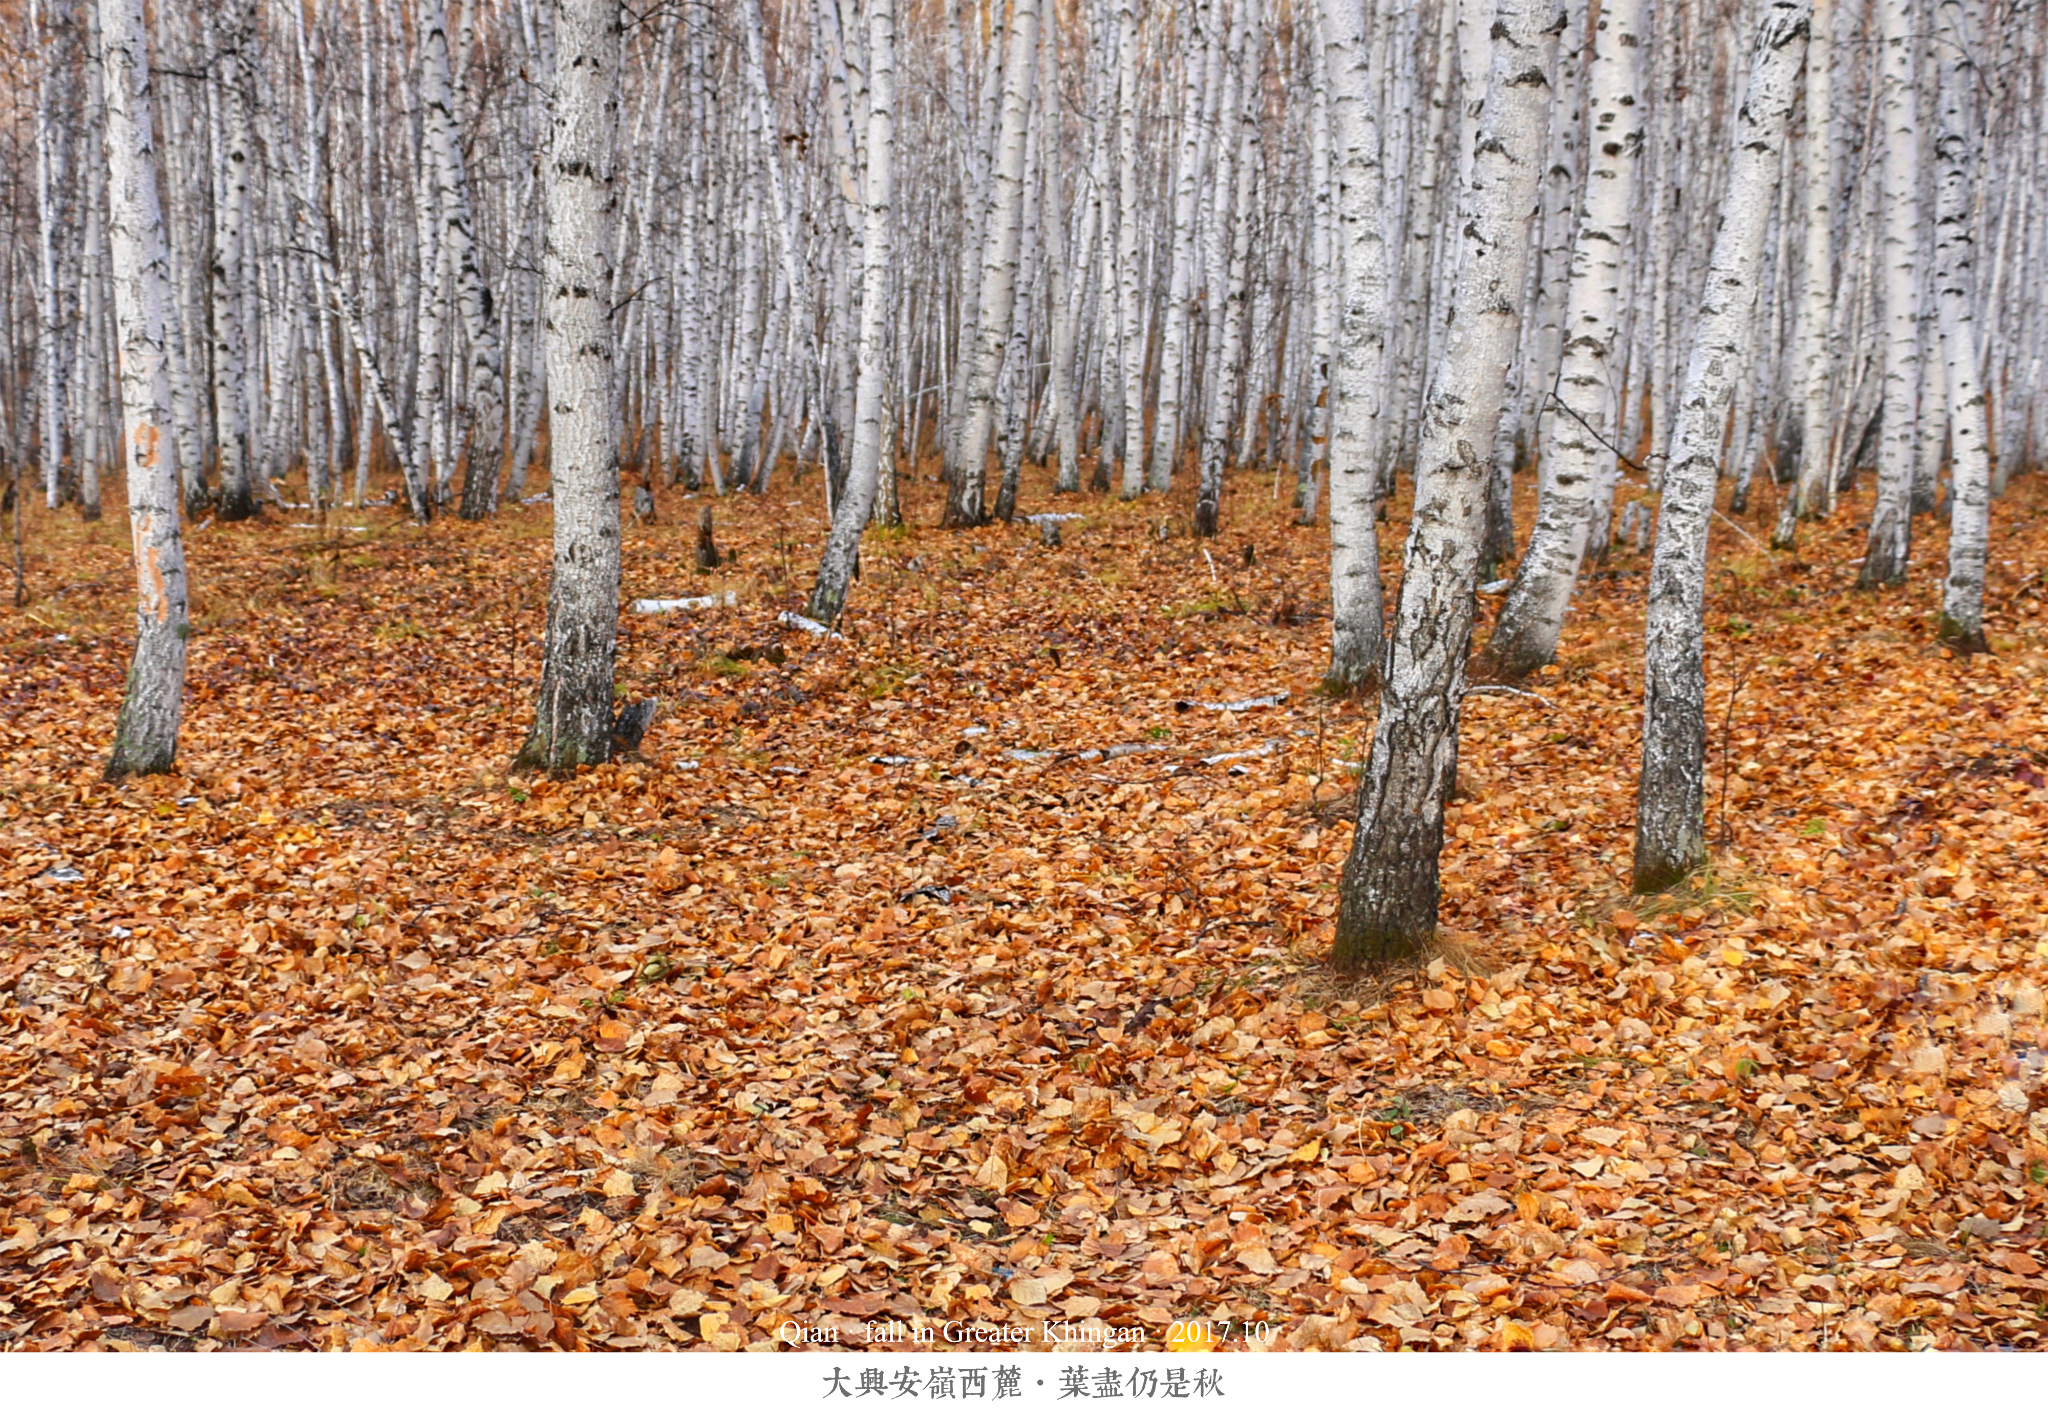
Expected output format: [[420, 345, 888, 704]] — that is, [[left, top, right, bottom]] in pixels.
[[135, 423, 162, 471]]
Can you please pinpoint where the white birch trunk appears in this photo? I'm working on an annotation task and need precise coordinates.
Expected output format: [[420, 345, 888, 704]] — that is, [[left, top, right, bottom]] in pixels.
[[1861, 0, 1922, 587], [97, 0, 188, 779], [945, 0, 1039, 525], [1633, 1, 1809, 892], [1114, 0, 1147, 499], [518, 0, 623, 772], [1333, 0, 1563, 967], [1320, 0, 1388, 691], [1776, 0, 1837, 540], [1480, 0, 1646, 681], [1932, 0, 1991, 654], [808, 0, 894, 625]]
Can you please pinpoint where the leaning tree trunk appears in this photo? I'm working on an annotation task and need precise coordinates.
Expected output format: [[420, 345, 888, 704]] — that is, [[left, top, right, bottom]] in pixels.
[[98, 0, 188, 780], [1632, 1, 1810, 893], [807, 0, 894, 626], [1932, 0, 1991, 654], [1860, 0, 1922, 588], [1319, 0, 1388, 692], [517, 0, 622, 773], [1478, 0, 1647, 683], [1331, 0, 1564, 969]]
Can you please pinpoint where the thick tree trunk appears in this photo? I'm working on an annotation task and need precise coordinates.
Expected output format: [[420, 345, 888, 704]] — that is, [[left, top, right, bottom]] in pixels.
[[1332, 0, 1563, 969], [1479, 0, 1646, 682], [1633, 2, 1809, 893], [97, 0, 188, 780], [517, 0, 623, 774], [808, 0, 894, 626]]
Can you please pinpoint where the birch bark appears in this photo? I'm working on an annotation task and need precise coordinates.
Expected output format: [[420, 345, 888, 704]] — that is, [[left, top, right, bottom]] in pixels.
[[1319, 0, 1388, 691], [1860, 0, 1922, 587], [1775, 0, 1836, 541], [210, 0, 256, 521], [1479, 0, 1646, 682], [1332, 0, 1563, 968], [945, 0, 1039, 526], [1633, 1, 1809, 893], [1932, 0, 1991, 654], [517, 0, 623, 773], [808, 0, 894, 625], [97, 0, 188, 779]]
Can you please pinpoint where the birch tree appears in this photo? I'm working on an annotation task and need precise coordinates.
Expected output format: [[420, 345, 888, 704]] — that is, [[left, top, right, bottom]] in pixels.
[[517, 0, 623, 773], [1319, 0, 1388, 692], [1478, 0, 1647, 682], [808, 0, 895, 625], [1332, 0, 1563, 968], [1931, 0, 1990, 654], [944, 0, 1038, 527], [1860, 0, 1922, 588], [96, 0, 187, 779], [1774, 0, 1836, 542], [1633, 0, 1809, 894]]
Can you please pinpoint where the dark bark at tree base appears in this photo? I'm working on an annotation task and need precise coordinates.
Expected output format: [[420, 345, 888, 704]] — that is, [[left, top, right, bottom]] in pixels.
[[217, 486, 258, 522], [1937, 613, 1989, 656], [696, 505, 722, 570]]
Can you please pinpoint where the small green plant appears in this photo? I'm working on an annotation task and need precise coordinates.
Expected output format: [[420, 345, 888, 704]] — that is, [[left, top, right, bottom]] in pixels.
[[509, 787, 529, 804], [2029, 1162, 2048, 1185], [1800, 817, 1826, 837], [702, 654, 748, 677], [1146, 726, 1172, 741]]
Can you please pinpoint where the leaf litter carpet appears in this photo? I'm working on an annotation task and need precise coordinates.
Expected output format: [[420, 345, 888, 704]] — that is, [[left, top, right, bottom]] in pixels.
[[3, 471, 2048, 1352]]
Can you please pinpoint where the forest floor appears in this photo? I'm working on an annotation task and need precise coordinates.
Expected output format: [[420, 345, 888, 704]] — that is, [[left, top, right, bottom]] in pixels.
[[2, 462, 2047, 1353]]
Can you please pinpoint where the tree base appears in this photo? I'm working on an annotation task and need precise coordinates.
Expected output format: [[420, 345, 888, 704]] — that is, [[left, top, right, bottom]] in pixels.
[[1936, 614, 1989, 656], [1630, 849, 1702, 896]]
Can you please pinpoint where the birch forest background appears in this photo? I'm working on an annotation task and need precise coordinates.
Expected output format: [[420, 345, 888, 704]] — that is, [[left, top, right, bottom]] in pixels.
[[4, 0, 2048, 1356]]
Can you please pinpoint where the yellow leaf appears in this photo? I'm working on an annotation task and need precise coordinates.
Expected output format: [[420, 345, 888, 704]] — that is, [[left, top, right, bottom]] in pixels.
[[418, 1273, 453, 1302], [1167, 1326, 1216, 1353], [1721, 948, 1746, 966], [561, 1286, 600, 1307]]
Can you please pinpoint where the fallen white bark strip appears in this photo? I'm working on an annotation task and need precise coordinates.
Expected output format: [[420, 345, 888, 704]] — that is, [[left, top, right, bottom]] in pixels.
[[630, 592, 737, 614], [778, 610, 843, 638], [1175, 693, 1289, 712], [1199, 739, 1283, 766]]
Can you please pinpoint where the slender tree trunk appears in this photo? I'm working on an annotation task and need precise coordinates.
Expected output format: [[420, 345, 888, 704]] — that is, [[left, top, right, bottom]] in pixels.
[[1775, 0, 1837, 543], [1861, 0, 1922, 587], [517, 0, 623, 773], [1320, 0, 1388, 691], [1932, 0, 1990, 654], [211, 0, 256, 521], [808, 0, 894, 625], [1633, 1, 1810, 893], [1479, 0, 1647, 682], [946, 0, 1038, 527], [97, 0, 188, 780], [1332, 0, 1563, 969], [1114, 0, 1146, 499]]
